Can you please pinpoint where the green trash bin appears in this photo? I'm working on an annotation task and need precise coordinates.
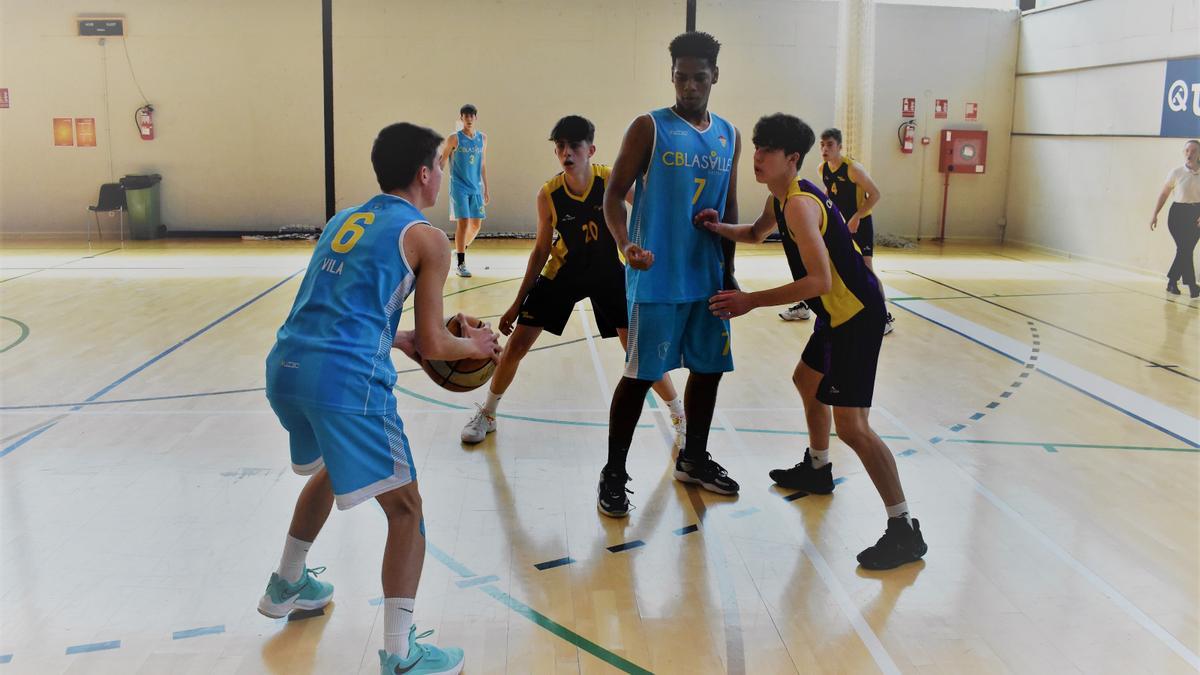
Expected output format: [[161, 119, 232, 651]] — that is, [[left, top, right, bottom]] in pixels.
[[120, 174, 163, 240]]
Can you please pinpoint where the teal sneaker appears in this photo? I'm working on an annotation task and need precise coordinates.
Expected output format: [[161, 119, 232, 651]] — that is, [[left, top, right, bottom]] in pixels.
[[379, 625, 464, 675], [257, 566, 334, 618]]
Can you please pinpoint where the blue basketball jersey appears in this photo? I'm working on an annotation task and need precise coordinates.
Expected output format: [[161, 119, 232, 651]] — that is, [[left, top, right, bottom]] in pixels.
[[266, 194, 424, 414], [627, 108, 736, 303], [449, 130, 484, 194]]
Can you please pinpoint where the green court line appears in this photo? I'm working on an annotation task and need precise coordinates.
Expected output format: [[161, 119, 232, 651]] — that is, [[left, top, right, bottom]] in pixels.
[[425, 543, 653, 674], [0, 316, 30, 353], [403, 277, 520, 312], [478, 585, 653, 675], [947, 438, 1198, 454], [394, 387, 1195, 454], [393, 386, 652, 429]]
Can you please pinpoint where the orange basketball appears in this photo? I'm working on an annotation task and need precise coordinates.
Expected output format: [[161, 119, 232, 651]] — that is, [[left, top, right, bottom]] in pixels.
[[419, 315, 497, 392]]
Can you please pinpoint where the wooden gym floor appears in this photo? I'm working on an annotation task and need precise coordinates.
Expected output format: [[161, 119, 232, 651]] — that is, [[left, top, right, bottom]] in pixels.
[[0, 238, 1197, 674]]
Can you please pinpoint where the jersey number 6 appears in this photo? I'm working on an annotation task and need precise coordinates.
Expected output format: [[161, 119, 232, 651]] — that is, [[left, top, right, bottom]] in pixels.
[[331, 212, 375, 253]]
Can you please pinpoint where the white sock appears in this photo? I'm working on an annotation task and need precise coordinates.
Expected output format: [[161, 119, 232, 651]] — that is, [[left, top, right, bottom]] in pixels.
[[809, 447, 830, 469], [277, 535, 310, 583], [384, 597, 416, 657], [666, 397, 685, 418], [482, 388, 502, 415], [885, 501, 912, 524]]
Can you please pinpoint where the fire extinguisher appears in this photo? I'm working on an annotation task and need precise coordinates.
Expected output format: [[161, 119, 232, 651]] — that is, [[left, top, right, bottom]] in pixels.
[[135, 104, 155, 140], [897, 121, 915, 154]]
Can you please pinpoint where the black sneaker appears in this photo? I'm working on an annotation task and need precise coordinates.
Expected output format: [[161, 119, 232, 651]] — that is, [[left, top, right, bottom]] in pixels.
[[597, 470, 633, 518], [1167, 281, 1182, 295], [1190, 284, 1200, 299], [674, 453, 739, 495], [857, 517, 927, 570], [768, 448, 834, 494]]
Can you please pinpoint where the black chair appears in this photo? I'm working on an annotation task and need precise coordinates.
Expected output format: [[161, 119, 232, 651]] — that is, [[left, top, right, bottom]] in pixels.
[[87, 183, 126, 246]]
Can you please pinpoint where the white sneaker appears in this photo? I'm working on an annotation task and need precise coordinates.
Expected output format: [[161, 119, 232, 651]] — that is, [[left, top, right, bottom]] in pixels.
[[883, 312, 895, 335], [671, 413, 687, 450], [461, 405, 495, 444], [779, 302, 812, 321], [455, 263, 472, 278]]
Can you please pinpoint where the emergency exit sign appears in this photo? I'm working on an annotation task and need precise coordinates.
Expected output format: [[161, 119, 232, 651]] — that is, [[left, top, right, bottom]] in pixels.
[[77, 18, 124, 37]]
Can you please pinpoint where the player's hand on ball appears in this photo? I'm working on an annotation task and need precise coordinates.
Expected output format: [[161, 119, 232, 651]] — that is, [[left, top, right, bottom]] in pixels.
[[709, 289, 754, 319], [499, 304, 520, 336], [693, 208, 720, 232], [461, 315, 502, 362], [623, 243, 655, 270]]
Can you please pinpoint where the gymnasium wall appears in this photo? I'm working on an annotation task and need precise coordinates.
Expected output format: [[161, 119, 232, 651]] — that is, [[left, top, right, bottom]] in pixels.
[[0, 0, 1017, 240], [1006, 0, 1200, 273], [0, 0, 325, 235]]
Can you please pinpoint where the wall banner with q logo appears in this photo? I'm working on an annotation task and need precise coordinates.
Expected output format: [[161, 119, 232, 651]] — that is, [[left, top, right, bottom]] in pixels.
[[1161, 57, 1200, 138]]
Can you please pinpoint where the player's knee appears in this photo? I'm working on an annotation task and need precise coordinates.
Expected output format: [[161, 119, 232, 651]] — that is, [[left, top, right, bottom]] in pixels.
[[378, 484, 422, 520], [832, 417, 869, 448]]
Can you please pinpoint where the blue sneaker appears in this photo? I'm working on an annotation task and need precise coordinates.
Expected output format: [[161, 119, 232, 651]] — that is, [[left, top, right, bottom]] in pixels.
[[379, 625, 464, 675], [257, 566, 334, 618]]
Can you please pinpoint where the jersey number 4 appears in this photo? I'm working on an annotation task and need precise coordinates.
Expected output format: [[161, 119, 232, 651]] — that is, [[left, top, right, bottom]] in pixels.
[[331, 212, 374, 253]]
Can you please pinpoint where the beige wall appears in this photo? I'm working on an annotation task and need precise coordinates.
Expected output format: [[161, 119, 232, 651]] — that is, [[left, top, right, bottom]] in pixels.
[[0, 0, 324, 235], [1006, 0, 1200, 273], [1, 0, 1017, 239]]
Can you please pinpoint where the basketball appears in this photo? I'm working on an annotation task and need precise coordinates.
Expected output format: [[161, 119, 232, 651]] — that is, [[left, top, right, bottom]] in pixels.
[[420, 314, 497, 392]]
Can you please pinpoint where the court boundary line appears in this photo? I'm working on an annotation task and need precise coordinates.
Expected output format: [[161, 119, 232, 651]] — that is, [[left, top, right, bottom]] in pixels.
[[0, 270, 303, 459], [874, 405, 1200, 670]]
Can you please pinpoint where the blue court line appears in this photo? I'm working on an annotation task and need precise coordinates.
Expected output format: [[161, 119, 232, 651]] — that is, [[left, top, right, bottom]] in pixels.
[[456, 575, 500, 588], [832, 477, 848, 486], [986, 402, 1000, 409], [889, 301, 1200, 448], [674, 524, 700, 535], [0, 654, 11, 664], [970, 412, 986, 421], [730, 507, 760, 519], [606, 540, 646, 553], [0, 387, 266, 410], [65, 640, 120, 655], [897, 449, 918, 457], [172, 625, 224, 640], [1000, 391, 1012, 398], [950, 424, 966, 432], [533, 557, 575, 571], [782, 491, 807, 502], [0, 271, 302, 459], [368, 597, 384, 606]]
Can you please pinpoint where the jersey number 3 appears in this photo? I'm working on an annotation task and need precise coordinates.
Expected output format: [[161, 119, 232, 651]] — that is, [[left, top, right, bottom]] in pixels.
[[331, 212, 374, 253]]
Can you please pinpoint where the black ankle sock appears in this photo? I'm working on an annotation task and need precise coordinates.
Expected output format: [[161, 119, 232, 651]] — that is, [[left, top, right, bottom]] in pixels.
[[456, 252, 465, 266]]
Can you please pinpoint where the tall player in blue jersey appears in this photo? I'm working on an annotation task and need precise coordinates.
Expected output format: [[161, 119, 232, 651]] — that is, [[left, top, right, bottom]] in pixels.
[[597, 31, 742, 517], [698, 113, 926, 570], [260, 122, 499, 674], [439, 104, 489, 278]]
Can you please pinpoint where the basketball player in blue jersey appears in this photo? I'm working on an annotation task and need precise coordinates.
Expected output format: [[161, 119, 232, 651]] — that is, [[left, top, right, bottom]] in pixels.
[[439, 104, 489, 277], [597, 31, 742, 517], [261, 122, 499, 674], [818, 128, 895, 334], [459, 115, 687, 448], [698, 114, 927, 570]]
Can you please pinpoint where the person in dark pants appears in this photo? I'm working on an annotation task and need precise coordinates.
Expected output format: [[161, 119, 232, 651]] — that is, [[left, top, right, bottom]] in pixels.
[[1151, 139, 1200, 298]]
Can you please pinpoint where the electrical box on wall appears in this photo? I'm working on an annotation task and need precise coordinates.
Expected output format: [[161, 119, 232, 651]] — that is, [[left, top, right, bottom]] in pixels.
[[939, 129, 988, 174], [77, 17, 125, 37]]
